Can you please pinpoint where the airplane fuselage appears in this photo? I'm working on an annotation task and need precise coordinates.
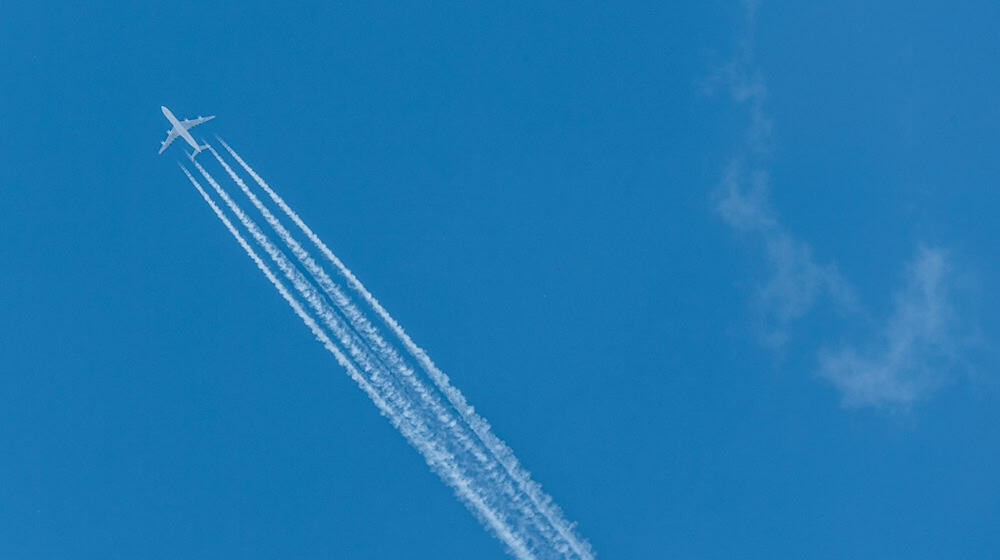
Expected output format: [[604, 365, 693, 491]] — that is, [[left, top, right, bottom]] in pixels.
[[161, 106, 202, 152]]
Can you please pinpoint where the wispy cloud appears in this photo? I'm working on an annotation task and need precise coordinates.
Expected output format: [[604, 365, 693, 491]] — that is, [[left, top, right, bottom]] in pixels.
[[707, 1, 850, 347], [712, 2, 972, 409], [819, 248, 959, 408], [715, 162, 854, 347]]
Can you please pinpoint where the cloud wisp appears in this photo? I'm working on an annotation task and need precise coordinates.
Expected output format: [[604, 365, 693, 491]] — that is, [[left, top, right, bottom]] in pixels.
[[716, 162, 854, 348], [712, 2, 971, 409], [819, 248, 960, 408]]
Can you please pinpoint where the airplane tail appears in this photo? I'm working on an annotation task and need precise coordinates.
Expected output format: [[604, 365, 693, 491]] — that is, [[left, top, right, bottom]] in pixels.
[[185, 143, 210, 161]]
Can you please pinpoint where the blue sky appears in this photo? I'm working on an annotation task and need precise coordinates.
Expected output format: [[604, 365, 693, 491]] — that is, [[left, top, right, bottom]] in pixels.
[[2, 2, 998, 558]]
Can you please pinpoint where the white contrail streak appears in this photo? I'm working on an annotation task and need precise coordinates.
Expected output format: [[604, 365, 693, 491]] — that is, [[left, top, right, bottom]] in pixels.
[[179, 165, 386, 406], [183, 161, 536, 559], [207, 145, 492, 467], [206, 146, 553, 545], [216, 139, 593, 559]]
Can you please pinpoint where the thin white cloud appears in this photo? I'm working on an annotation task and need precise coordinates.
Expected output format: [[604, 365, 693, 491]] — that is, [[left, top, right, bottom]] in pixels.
[[756, 231, 853, 345], [708, 3, 849, 346], [715, 162, 853, 348], [716, 162, 774, 232], [713, 2, 971, 409], [819, 248, 958, 408]]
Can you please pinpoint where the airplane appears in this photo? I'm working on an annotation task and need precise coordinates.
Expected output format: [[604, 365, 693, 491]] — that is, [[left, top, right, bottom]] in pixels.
[[158, 106, 215, 157]]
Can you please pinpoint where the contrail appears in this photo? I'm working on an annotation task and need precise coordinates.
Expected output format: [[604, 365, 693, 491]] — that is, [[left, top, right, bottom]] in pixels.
[[179, 165, 390, 412], [183, 161, 537, 559], [216, 138, 594, 559], [205, 145, 556, 545], [207, 145, 490, 466], [206, 147, 564, 554]]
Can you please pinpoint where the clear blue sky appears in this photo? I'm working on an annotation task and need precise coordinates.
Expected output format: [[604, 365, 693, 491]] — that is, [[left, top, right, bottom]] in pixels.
[[2, 2, 998, 558]]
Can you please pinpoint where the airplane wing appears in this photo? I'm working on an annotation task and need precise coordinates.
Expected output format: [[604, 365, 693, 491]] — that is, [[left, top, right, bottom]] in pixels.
[[179, 115, 215, 130], [158, 128, 180, 154]]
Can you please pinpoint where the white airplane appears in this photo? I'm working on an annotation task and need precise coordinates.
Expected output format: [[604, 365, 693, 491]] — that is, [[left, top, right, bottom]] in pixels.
[[158, 106, 215, 157]]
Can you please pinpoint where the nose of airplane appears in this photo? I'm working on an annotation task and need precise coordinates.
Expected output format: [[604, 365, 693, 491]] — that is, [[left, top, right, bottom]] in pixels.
[[160, 106, 169, 115]]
